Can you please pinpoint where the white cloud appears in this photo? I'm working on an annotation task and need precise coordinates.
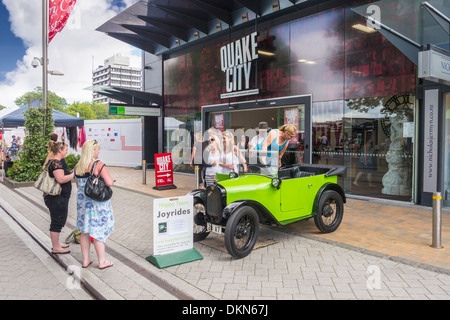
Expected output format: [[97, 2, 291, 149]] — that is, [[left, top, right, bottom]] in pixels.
[[0, 0, 141, 111]]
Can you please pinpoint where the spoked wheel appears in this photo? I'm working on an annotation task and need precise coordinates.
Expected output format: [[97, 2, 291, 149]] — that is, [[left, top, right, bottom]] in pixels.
[[314, 190, 344, 233], [193, 198, 209, 242], [225, 206, 259, 259]]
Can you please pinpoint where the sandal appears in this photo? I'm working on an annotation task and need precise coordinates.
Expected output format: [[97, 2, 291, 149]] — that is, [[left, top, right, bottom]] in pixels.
[[99, 261, 113, 270], [82, 260, 93, 268]]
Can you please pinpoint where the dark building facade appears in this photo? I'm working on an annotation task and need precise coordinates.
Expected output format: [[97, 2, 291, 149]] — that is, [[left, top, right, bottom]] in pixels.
[[97, 0, 450, 206]]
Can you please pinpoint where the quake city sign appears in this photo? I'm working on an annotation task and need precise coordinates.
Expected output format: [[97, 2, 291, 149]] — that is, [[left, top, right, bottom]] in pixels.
[[220, 31, 259, 99]]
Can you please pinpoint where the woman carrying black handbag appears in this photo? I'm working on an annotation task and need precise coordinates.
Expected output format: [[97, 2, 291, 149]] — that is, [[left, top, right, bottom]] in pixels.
[[44, 141, 75, 254], [74, 140, 115, 269]]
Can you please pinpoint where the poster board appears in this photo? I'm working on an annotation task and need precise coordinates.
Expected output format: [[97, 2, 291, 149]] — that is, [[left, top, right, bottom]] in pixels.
[[146, 195, 202, 268], [84, 119, 142, 167]]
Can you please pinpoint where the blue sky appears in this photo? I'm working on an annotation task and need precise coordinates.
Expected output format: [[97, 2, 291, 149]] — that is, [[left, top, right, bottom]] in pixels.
[[0, 0, 140, 109], [0, 1, 26, 83]]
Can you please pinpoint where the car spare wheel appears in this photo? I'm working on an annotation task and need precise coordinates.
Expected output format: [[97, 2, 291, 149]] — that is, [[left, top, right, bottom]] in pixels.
[[225, 205, 259, 259]]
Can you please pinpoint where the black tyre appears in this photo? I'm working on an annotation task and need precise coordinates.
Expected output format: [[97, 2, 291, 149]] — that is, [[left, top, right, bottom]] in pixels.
[[314, 190, 344, 233], [224, 206, 259, 259], [193, 197, 209, 242]]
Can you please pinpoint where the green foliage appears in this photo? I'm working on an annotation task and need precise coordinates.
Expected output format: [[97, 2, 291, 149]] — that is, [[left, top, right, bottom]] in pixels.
[[65, 154, 80, 171], [15, 87, 68, 113], [7, 106, 54, 182]]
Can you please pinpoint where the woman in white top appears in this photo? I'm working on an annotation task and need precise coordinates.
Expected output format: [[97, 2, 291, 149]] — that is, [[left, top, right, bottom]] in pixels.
[[220, 131, 248, 175], [204, 135, 222, 186]]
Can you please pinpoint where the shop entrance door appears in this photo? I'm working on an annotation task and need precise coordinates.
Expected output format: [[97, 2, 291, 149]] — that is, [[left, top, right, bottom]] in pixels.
[[202, 95, 312, 165]]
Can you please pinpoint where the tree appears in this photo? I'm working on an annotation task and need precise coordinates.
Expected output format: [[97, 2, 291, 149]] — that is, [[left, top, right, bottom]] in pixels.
[[7, 106, 54, 182], [66, 102, 97, 119], [15, 87, 68, 113]]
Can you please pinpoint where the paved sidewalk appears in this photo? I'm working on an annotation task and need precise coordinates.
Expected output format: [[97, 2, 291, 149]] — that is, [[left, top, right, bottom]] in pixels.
[[0, 205, 91, 300], [111, 166, 450, 274], [1, 166, 450, 300]]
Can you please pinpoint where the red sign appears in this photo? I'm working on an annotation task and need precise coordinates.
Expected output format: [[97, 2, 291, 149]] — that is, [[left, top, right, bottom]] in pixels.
[[48, 0, 78, 43], [154, 153, 174, 187]]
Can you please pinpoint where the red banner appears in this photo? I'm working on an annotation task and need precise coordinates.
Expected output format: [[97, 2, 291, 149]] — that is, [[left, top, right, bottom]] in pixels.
[[48, 0, 77, 43], [154, 153, 174, 187]]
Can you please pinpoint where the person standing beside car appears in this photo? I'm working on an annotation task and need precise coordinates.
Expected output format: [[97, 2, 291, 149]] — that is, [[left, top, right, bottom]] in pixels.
[[256, 124, 296, 169], [204, 135, 222, 186]]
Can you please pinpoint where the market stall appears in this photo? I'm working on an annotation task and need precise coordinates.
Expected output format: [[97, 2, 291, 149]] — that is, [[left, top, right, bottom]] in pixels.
[[0, 106, 84, 179]]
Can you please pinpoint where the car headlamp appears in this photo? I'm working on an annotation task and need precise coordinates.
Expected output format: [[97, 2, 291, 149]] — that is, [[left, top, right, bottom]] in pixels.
[[271, 178, 282, 189], [229, 172, 238, 179]]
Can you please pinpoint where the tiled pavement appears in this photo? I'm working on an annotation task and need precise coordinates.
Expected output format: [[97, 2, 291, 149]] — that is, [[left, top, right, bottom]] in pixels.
[[1, 166, 450, 300]]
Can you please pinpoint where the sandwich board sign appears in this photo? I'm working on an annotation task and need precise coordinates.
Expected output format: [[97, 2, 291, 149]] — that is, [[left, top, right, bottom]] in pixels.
[[153, 153, 177, 190], [146, 195, 202, 268]]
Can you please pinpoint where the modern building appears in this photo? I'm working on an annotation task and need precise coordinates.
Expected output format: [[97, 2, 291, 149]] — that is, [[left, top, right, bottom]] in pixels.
[[92, 54, 142, 104], [96, 0, 450, 207]]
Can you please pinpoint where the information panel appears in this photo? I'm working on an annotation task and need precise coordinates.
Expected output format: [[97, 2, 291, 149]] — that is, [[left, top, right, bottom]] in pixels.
[[152, 195, 193, 256]]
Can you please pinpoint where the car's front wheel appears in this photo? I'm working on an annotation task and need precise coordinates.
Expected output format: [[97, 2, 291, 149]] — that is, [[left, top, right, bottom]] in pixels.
[[314, 190, 344, 233], [193, 197, 209, 242], [224, 206, 259, 259]]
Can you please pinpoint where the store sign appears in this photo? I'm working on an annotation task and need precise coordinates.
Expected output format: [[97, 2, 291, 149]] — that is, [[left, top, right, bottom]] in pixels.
[[418, 48, 450, 83], [220, 31, 259, 99], [109, 103, 161, 117], [154, 153, 174, 187], [423, 89, 439, 193]]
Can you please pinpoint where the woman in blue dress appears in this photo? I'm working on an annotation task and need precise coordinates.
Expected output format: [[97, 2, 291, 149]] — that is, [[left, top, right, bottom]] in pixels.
[[75, 140, 115, 269]]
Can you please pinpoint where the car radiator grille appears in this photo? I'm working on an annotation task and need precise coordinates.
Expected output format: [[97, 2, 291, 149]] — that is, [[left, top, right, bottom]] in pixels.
[[206, 185, 223, 221]]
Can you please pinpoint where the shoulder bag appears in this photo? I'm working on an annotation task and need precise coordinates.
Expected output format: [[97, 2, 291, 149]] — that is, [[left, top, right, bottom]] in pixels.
[[34, 160, 62, 196], [84, 160, 113, 202]]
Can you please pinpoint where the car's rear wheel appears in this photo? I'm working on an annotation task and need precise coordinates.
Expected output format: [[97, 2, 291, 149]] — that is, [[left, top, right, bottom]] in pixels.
[[314, 190, 344, 233], [193, 197, 209, 242], [225, 206, 259, 259]]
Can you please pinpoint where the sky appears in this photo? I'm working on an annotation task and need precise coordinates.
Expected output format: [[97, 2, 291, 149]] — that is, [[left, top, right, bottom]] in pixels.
[[0, 0, 141, 112]]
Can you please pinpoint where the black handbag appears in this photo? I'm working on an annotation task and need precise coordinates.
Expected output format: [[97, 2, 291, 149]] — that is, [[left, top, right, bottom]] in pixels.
[[84, 160, 113, 202]]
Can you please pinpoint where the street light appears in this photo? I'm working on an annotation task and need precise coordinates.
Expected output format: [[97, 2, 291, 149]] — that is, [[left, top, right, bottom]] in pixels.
[[31, 57, 64, 76]]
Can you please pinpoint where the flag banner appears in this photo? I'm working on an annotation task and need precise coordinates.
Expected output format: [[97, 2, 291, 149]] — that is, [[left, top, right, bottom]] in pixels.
[[48, 0, 77, 43]]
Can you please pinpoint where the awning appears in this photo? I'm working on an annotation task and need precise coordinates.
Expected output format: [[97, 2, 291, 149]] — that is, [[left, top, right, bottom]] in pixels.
[[88, 85, 162, 106], [352, 0, 450, 65], [0, 105, 84, 127], [96, 0, 329, 55]]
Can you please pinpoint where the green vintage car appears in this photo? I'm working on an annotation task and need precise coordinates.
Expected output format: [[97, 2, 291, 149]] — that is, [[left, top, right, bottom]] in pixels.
[[190, 163, 346, 258]]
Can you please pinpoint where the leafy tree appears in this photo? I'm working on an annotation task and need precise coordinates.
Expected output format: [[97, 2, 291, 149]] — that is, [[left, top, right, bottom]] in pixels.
[[7, 106, 54, 181], [66, 102, 97, 119], [15, 87, 68, 113]]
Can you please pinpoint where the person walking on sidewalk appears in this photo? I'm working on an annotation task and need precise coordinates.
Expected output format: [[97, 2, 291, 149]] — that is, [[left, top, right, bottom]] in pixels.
[[44, 141, 74, 254], [74, 140, 115, 269]]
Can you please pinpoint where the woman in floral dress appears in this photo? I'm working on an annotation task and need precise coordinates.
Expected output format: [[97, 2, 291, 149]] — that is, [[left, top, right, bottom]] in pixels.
[[75, 140, 115, 269]]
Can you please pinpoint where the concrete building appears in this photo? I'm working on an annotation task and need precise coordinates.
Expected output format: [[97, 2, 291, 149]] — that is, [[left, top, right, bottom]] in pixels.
[[92, 54, 142, 104]]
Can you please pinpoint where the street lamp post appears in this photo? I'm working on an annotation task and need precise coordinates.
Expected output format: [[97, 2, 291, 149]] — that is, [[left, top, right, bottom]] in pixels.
[[42, 0, 48, 135]]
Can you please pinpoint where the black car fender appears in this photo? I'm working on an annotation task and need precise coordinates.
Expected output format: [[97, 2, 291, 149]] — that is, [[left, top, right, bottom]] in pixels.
[[189, 189, 206, 204], [222, 200, 279, 225], [312, 183, 346, 215]]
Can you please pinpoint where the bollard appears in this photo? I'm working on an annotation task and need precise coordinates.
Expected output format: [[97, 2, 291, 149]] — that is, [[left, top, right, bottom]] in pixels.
[[431, 192, 443, 249], [142, 160, 146, 185], [195, 166, 199, 189]]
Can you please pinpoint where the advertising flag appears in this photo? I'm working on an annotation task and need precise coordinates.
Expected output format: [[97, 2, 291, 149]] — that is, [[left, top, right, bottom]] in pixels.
[[48, 0, 77, 43]]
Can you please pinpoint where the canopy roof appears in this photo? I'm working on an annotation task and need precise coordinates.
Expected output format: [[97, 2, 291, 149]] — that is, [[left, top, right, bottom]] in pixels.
[[0, 105, 84, 127]]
